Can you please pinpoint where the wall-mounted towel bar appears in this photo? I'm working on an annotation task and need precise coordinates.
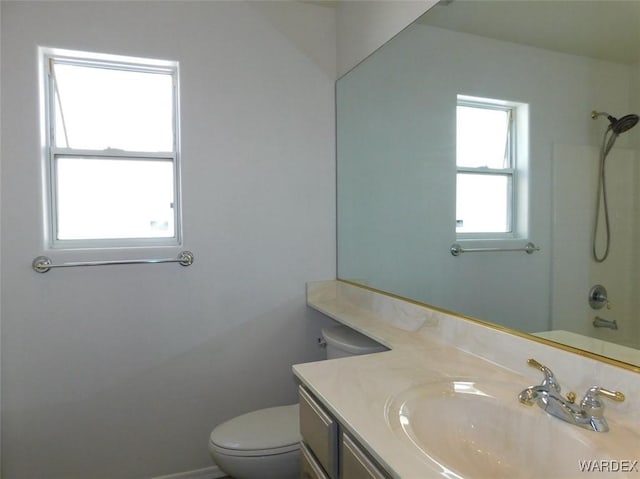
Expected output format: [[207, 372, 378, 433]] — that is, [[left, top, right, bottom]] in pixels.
[[450, 242, 540, 257], [32, 251, 194, 273]]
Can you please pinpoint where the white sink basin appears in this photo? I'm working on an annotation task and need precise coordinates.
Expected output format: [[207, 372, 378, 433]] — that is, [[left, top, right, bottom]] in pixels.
[[386, 380, 638, 478]]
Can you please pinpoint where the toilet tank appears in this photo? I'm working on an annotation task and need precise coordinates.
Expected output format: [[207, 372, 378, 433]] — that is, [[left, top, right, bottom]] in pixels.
[[321, 325, 387, 359]]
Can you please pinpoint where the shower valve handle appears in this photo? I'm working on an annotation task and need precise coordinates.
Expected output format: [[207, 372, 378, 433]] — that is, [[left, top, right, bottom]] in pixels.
[[589, 285, 610, 310]]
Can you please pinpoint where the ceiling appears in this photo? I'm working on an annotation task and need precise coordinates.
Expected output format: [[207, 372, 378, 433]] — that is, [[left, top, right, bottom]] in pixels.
[[417, 1, 640, 65]]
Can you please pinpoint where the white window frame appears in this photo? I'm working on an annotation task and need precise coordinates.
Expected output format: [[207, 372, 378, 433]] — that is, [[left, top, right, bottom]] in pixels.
[[456, 95, 529, 241], [41, 47, 182, 249]]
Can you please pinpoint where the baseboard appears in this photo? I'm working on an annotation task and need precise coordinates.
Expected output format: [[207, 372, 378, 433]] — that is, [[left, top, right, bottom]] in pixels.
[[151, 465, 226, 479]]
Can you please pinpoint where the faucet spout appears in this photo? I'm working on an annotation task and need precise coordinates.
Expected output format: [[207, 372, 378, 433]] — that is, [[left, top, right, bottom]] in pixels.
[[593, 316, 618, 330], [520, 385, 580, 423], [518, 385, 546, 406]]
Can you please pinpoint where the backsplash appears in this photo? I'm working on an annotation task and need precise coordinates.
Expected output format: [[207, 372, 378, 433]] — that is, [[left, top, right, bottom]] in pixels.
[[307, 280, 640, 426]]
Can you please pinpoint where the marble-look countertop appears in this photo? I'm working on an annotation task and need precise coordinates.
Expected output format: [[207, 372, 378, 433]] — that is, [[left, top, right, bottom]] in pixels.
[[292, 281, 640, 478]]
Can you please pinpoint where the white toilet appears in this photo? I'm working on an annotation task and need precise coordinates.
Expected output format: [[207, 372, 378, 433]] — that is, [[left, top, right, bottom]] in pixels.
[[208, 325, 386, 479]]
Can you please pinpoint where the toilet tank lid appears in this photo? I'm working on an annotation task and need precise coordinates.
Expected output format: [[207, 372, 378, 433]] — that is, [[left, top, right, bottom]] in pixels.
[[321, 325, 387, 355], [210, 404, 300, 451]]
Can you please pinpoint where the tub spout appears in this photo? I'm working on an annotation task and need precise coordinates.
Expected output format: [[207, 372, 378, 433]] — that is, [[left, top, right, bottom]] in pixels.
[[593, 316, 618, 330]]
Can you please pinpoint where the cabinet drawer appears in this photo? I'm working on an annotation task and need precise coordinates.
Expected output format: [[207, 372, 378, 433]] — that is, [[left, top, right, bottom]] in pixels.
[[341, 433, 388, 479], [301, 441, 331, 479], [299, 386, 338, 479]]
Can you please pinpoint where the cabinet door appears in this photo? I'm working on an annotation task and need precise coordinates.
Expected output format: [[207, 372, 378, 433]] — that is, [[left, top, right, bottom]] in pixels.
[[301, 441, 331, 479], [299, 387, 338, 478], [341, 433, 388, 479]]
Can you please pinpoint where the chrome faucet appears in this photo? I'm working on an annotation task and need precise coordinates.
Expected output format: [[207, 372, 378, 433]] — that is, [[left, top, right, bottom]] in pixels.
[[593, 316, 618, 330], [518, 358, 625, 432]]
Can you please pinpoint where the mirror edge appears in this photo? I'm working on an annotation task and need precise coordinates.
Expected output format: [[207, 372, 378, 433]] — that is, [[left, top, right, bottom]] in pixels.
[[337, 279, 640, 374]]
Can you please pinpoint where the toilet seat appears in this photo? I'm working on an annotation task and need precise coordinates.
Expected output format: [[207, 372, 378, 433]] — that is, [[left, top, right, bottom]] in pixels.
[[209, 440, 299, 457], [209, 404, 300, 458]]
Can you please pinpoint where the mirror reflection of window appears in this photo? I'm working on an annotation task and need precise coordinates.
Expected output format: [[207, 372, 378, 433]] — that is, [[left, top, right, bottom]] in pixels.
[[455, 96, 526, 237], [456, 105, 510, 169]]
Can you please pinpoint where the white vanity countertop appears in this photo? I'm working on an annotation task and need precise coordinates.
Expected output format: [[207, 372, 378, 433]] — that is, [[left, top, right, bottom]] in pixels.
[[292, 281, 640, 479]]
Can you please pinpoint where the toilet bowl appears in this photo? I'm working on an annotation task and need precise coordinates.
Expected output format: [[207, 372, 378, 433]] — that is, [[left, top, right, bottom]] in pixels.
[[208, 404, 300, 479], [208, 325, 386, 479]]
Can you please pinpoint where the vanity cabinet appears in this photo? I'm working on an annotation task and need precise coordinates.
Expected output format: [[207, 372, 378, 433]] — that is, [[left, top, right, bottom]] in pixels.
[[301, 441, 331, 479], [299, 386, 338, 478], [299, 386, 390, 479], [340, 433, 387, 479]]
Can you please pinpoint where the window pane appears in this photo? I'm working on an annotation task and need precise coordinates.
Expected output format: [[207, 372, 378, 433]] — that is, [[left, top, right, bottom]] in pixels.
[[56, 157, 175, 240], [53, 63, 174, 152], [456, 105, 509, 168], [456, 173, 510, 233]]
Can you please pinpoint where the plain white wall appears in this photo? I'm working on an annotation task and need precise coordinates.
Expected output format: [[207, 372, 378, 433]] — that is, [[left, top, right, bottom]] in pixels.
[[0, 2, 336, 478]]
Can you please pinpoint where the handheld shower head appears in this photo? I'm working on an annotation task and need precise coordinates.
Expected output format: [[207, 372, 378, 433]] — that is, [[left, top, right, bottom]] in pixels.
[[591, 110, 639, 135], [591, 109, 639, 263], [611, 114, 639, 134]]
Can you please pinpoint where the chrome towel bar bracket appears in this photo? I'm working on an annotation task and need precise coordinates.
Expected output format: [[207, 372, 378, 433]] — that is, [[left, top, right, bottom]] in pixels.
[[450, 242, 540, 257], [32, 251, 194, 273]]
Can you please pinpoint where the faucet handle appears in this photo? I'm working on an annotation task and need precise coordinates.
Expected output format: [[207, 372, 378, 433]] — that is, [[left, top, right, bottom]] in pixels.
[[527, 358, 545, 370], [581, 386, 625, 418], [527, 358, 561, 393], [579, 387, 625, 432], [581, 386, 625, 405]]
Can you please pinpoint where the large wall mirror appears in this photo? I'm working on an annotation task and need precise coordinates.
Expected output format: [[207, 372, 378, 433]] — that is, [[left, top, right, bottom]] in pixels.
[[337, 0, 640, 369]]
